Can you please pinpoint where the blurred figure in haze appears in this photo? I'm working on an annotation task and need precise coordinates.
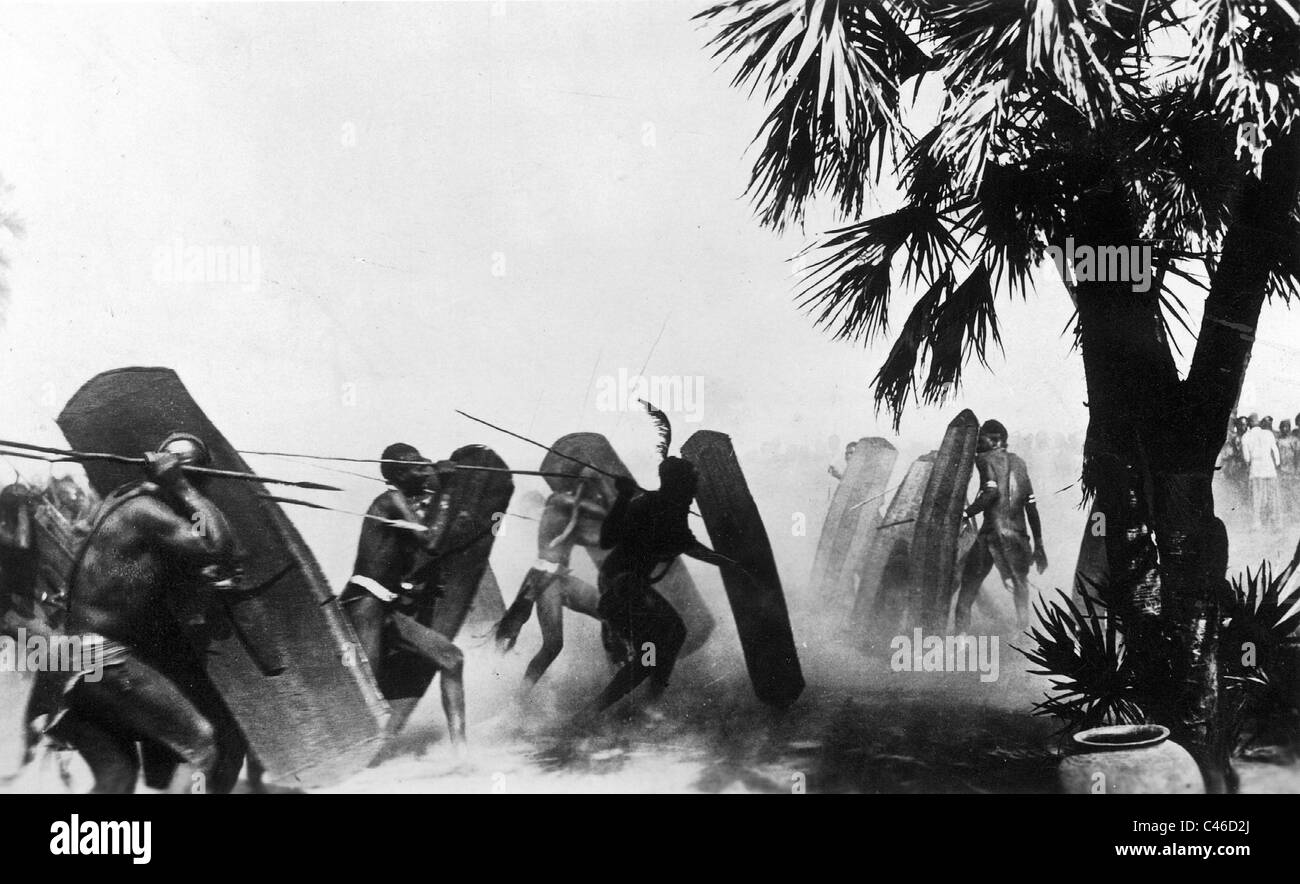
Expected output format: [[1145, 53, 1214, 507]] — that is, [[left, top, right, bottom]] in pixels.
[[1277, 420, 1300, 517], [1242, 416, 1281, 529], [828, 440, 858, 481]]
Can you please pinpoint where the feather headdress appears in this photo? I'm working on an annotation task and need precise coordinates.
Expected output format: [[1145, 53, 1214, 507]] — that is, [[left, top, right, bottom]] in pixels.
[[638, 398, 672, 460]]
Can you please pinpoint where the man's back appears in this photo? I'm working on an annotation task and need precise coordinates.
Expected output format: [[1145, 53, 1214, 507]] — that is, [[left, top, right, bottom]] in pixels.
[[67, 489, 185, 645], [974, 448, 1033, 537], [1242, 427, 1279, 478]]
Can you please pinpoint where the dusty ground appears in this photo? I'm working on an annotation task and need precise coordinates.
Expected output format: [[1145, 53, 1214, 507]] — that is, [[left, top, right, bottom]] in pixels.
[[308, 597, 1300, 795], [6, 467, 1298, 795]]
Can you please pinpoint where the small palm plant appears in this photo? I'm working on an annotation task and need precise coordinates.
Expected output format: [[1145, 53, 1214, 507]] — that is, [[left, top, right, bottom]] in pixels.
[[1019, 592, 1147, 735], [1219, 554, 1300, 752], [1023, 544, 1300, 751]]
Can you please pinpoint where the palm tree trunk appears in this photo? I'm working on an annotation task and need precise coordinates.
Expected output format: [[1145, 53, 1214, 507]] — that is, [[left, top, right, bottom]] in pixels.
[[1071, 131, 1300, 793]]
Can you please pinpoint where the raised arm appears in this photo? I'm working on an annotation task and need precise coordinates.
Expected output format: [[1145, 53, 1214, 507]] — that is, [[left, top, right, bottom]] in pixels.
[[138, 453, 237, 563]]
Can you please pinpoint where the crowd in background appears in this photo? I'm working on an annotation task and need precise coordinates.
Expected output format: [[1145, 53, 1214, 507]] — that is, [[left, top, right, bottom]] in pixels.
[[1217, 413, 1300, 530]]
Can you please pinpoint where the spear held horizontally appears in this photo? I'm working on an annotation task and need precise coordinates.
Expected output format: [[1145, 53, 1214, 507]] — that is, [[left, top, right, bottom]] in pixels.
[[0, 439, 342, 492], [260, 493, 540, 530], [237, 448, 572, 480], [453, 409, 708, 518], [453, 410, 624, 481]]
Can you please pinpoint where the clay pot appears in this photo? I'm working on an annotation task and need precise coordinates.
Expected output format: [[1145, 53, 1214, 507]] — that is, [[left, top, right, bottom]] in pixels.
[[1057, 724, 1205, 794]]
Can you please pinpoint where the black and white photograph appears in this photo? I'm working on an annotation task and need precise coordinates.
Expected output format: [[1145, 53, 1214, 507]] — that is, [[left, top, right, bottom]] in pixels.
[[0, 0, 1296, 840]]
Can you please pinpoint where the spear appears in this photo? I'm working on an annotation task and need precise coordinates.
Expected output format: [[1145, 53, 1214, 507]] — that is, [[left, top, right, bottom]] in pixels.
[[237, 448, 572, 480], [454, 409, 708, 517], [0, 440, 342, 492], [260, 493, 539, 529], [257, 494, 426, 531], [453, 410, 623, 481], [847, 483, 902, 513]]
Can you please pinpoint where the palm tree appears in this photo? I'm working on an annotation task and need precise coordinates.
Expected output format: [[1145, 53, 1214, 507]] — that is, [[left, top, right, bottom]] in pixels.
[[698, 0, 1300, 792]]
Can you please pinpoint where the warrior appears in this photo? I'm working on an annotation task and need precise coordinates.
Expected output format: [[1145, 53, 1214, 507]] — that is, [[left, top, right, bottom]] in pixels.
[[953, 420, 1047, 633], [589, 406, 733, 714], [494, 467, 631, 691], [51, 433, 249, 793], [827, 440, 858, 481], [338, 443, 469, 751]]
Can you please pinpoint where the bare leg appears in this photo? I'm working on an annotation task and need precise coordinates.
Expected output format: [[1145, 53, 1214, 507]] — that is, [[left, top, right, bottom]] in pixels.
[[558, 574, 629, 665], [522, 584, 565, 690], [438, 668, 466, 751], [1010, 574, 1031, 631], [954, 543, 993, 634], [594, 589, 684, 712], [49, 713, 139, 794], [496, 568, 557, 651], [386, 697, 420, 737], [389, 612, 466, 748]]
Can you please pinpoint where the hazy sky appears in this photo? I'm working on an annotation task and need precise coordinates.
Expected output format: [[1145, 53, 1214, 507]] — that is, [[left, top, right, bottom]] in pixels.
[[0, 1, 1297, 578]]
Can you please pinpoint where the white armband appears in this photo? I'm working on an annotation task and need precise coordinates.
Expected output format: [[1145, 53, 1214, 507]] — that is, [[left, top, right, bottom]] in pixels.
[[348, 574, 399, 602]]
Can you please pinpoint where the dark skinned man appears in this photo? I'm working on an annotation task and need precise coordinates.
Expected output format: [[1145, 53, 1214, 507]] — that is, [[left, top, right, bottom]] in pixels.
[[339, 443, 469, 753], [953, 420, 1047, 633], [53, 433, 247, 794], [494, 467, 631, 693], [591, 457, 731, 714]]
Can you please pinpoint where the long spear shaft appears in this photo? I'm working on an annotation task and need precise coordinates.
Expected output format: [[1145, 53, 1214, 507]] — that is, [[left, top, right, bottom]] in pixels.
[[0, 441, 342, 492], [453, 410, 623, 481], [261, 494, 539, 529], [238, 448, 570, 479], [257, 494, 426, 531], [452, 409, 705, 518]]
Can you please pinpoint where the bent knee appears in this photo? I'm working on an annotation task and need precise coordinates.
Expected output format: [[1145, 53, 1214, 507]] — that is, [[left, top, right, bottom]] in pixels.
[[442, 647, 466, 676], [184, 719, 221, 774]]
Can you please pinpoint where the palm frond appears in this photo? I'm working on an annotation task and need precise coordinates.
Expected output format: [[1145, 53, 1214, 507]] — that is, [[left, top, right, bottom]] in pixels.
[[796, 202, 961, 341], [698, 0, 930, 228], [1017, 590, 1149, 734], [921, 262, 1002, 403], [871, 269, 950, 422]]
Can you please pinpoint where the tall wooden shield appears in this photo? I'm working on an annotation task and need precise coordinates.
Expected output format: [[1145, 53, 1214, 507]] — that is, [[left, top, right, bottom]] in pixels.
[[540, 432, 632, 493], [57, 367, 389, 788], [911, 410, 979, 633], [428, 445, 514, 640], [851, 453, 933, 641], [540, 432, 714, 655], [682, 430, 803, 708], [812, 438, 898, 611]]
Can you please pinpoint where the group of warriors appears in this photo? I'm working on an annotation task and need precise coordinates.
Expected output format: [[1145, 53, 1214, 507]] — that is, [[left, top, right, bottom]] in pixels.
[[813, 415, 1049, 642], [3, 370, 1063, 794], [1217, 412, 1300, 530], [0, 368, 803, 793]]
